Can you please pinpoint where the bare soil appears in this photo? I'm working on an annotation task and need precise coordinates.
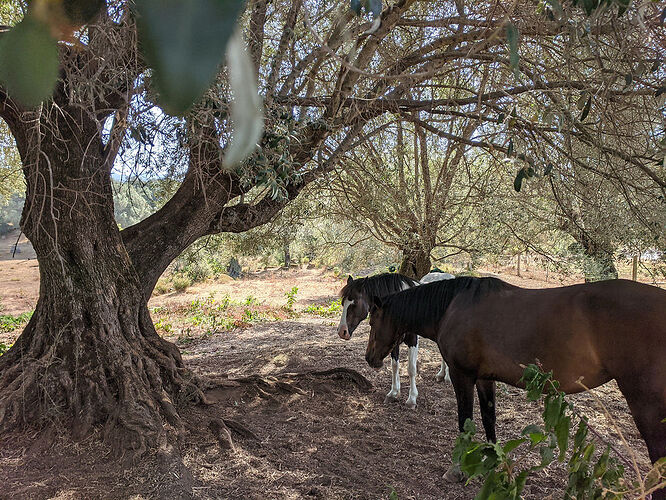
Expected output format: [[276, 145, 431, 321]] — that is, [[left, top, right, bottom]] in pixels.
[[0, 267, 655, 499]]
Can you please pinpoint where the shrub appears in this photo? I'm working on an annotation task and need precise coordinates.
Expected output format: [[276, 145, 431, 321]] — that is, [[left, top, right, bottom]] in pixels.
[[154, 277, 171, 295], [184, 259, 213, 283], [304, 298, 342, 317], [453, 364, 665, 499], [172, 275, 191, 292], [284, 286, 298, 310], [154, 319, 173, 333]]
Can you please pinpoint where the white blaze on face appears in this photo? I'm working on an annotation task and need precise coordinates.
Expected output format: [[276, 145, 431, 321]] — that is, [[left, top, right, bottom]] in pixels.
[[337, 298, 354, 339]]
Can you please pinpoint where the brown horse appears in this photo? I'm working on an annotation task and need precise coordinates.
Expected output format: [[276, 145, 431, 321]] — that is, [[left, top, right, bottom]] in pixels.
[[365, 277, 666, 497]]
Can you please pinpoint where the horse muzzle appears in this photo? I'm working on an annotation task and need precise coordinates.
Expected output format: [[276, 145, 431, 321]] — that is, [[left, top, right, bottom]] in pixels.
[[365, 353, 383, 370], [338, 327, 351, 340]]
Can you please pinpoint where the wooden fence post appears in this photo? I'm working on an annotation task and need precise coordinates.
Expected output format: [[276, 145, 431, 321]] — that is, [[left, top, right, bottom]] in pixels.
[[632, 255, 638, 281]]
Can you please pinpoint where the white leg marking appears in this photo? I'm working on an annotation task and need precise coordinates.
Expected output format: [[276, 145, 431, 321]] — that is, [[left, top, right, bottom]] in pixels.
[[436, 359, 451, 383], [385, 356, 400, 402], [406, 342, 418, 409]]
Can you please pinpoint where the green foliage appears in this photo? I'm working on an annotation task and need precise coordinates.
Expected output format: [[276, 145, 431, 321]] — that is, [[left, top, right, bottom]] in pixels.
[[284, 286, 298, 311], [453, 364, 632, 499], [0, 342, 8, 356], [135, 0, 245, 115], [154, 277, 171, 295], [541, 0, 632, 18], [182, 294, 285, 335], [350, 0, 382, 18], [0, 0, 256, 131], [0, 120, 22, 205], [187, 295, 234, 334], [153, 318, 173, 333], [0, 311, 33, 333], [172, 275, 192, 292], [505, 23, 520, 79], [184, 260, 214, 283], [304, 298, 342, 317], [0, 16, 59, 107], [578, 94, 592, 122], [112, 180, 161, 229]]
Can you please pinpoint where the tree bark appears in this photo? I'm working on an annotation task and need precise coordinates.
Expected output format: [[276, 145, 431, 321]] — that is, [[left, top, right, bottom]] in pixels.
[[283, 242, 291, 268], [398, 245, 431, 280]]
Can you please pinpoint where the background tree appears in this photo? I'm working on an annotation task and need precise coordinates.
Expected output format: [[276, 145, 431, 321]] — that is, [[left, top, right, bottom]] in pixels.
[[324, 114, 496, 279]]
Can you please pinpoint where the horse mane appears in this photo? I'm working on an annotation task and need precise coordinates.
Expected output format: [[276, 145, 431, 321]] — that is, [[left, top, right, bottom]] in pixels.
[[380, 276, 517, 332], [340, 273, 418, 300]]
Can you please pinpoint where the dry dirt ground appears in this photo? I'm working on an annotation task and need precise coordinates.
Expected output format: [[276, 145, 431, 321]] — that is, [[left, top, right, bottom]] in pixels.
[[0, 266, 656, 499]]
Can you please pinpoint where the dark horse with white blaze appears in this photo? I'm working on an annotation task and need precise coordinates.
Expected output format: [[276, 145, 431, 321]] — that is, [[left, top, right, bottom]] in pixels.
[[365, 276, 666, 496], [338, 273, 452, 408]]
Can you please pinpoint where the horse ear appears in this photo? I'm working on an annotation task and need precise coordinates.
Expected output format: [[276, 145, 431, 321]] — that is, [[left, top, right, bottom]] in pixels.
[[347, 275, 353, 285], [372, 296, 383, 309]]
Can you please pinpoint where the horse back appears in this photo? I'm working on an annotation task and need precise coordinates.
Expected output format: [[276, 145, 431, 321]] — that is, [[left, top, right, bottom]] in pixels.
[[439, 279, 666, 394]]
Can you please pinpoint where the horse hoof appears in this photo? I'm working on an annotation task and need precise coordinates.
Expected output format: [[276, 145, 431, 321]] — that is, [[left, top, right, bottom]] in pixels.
[[405, 400, 417, 410], [384, 395, 399, 404], [443, 464, 465, 483]]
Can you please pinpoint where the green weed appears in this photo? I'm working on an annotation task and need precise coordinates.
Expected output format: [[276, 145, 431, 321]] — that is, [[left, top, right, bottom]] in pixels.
[[0, 311, 33, 333], [284, 286, 298, 310], [304, 298, 342, 317]]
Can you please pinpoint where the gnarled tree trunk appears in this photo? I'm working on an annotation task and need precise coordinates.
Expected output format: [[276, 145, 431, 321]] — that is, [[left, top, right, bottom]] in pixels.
[[0, 107, 201, 453], [398, 245, 431, 280], [0, 0, 432, 454]]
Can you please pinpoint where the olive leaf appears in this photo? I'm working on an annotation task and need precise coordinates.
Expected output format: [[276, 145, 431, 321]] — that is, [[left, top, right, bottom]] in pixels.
[[224, 31, 264, 169], [135, 0, 246, 116], [0, 16, 59, 108], [506, 22, 520, 78]]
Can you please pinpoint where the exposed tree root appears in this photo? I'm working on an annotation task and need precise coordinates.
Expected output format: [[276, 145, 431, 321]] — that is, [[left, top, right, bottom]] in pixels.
[[221, 418, 260, 441], [208, 419, 235, 450], [0, 306, 205, 457], [205, 367, 373, 396], [291, 367, 374, 391]]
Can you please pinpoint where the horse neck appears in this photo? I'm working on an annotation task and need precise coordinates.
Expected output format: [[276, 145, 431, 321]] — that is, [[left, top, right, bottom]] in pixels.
[[410, 322, 439, 343]]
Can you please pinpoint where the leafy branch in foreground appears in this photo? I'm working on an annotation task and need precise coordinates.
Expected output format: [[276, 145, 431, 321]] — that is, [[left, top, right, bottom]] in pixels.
[[453, 364, 666, 499]]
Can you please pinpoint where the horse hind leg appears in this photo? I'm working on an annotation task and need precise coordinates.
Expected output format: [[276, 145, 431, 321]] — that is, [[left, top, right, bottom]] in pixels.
[[476, 379, 497, 442], [436, 359, 451, 383], [443, 367, 476, 484], [634, 405, 666, 500], [617, 380, 666, 499], [405, 338, 419, 409], [384, 344, 401, 403]]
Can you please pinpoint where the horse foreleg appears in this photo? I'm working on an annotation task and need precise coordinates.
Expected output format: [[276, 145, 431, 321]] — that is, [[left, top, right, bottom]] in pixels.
[[435, 360, 451, 383], [405, 339, 419, 409], [444, 367, 476, 483], [384, 344, 401, 403], [476, 379, 497, 442]]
